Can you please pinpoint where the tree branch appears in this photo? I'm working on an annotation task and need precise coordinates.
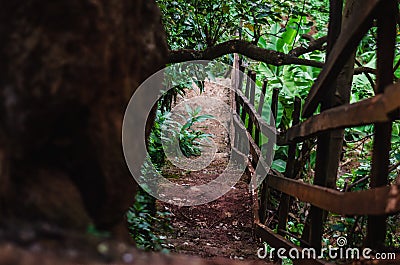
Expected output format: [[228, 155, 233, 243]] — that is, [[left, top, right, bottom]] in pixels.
[[355, 59, 375, 90], [168, 39, 375, 75], [168, 39, 325, 66], [289, 35, 328, 57]]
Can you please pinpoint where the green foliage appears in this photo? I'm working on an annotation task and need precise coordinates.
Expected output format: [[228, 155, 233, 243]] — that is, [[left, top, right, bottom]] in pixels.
[[271, 158, 286, 173], [157, 0, 236, 49], [162, 105, 214, 158], [282, 258, 294, 265], [159, 61, 228, 113], [287, 221, 304, 246], [148, 111, 168, 168], [127, 190, 172, 251], [157, 0, 329, 49], [254, 29, 324, 168], [148, 105, 214, 165]]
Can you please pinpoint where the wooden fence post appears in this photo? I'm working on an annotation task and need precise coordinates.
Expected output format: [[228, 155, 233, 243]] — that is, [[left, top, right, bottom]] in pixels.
[[241, 70, 252, 122], [247, 71, 257, 135], [259, 87, 279, 224], [277, 97, 301, 236], [366, 0, 397, 249], [304, 0, 358, 251], [255, 79, 268, 146]]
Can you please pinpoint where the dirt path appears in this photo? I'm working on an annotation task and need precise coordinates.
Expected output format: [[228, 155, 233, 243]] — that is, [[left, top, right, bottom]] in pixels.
[[158, 79, 269, 263]]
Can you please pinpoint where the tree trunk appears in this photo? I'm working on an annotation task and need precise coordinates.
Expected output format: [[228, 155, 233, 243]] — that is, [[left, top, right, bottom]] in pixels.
[[0, 0, 167, 237]]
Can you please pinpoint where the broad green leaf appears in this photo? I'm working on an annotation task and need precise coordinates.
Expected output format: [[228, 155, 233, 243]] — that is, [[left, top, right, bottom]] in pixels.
[[271, 159, 287, 172]]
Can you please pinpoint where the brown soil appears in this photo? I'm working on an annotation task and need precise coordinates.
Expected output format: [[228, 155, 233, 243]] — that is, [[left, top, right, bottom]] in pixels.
[[158, 79, 270, 264]]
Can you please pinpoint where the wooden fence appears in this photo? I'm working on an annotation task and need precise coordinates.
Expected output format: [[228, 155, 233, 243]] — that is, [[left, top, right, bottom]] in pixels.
[[231, 0, 400, 264]]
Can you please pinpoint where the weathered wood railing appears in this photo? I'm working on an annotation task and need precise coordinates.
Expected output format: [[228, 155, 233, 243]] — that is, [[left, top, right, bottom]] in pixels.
[[231, 0, 400, 264]]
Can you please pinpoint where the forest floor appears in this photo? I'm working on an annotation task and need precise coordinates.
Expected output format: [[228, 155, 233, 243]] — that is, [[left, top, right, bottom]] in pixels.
[[157, 79, 270, 264]]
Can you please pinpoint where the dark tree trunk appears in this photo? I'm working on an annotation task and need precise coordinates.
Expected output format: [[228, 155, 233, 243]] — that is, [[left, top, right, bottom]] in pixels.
[[0, 0, 167, 237]]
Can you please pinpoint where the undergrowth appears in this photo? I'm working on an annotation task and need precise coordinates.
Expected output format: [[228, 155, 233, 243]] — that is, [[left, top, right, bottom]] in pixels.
[[127, 95, 213, 250]]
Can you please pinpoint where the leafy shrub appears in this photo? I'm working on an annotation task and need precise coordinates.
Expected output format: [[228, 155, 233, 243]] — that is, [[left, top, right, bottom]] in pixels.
[[162, 104, 214, 158], [127, 189, 172, 251]]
